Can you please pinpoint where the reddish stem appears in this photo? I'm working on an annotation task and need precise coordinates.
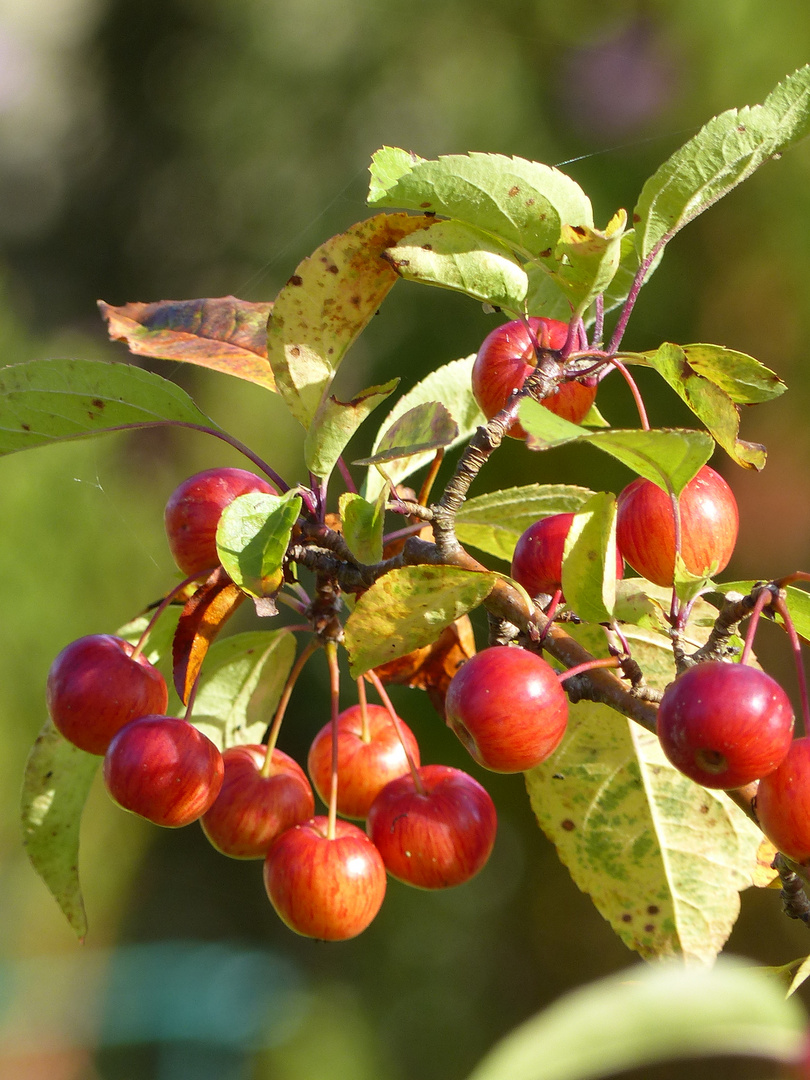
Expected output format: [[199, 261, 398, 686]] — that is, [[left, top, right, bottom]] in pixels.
[[357, 676, 371, 743], [325, 641, 342, 840], [558, 655, 621, 683], [739, 587, 775, 667], [364, 668, 425, 793], [260, 636, 319, 777], [607, 359, 650, 431], [418, 448, 445, 507], [772, 594, 810, 739], [131, 570, 207, 660]]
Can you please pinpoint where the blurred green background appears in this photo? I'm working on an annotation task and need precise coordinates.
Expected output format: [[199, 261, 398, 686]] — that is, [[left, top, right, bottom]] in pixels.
[[2, 1, 810, 1077]]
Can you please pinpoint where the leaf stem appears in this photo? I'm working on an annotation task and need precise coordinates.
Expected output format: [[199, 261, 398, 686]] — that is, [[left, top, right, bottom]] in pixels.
[[364, 668, 424, 793], [131, 570, 204, 659], [325, 641, 341, 839], [772, 594, 810, 738], [260, 636, 319, 775]]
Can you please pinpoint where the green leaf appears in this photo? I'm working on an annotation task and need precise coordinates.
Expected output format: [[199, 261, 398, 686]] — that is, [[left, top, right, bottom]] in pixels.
[[0, 357, 221, 458], [303, 379, 399, 479], [363, 355, 486, 499], [456, 483, 595, 562], [560, 492, 619, 622], [466, 959, 806, 1080], [368, 148, 594, 256], [541, 210, 628, 316], [190, 630, 297, 750], [526, 623, 763, 964], [216, 491, 302, 598], [340, 486, 389, 565], [344, 565, 496, 677], [266, 212, 433, 428], [519, 400, 715, 496], [21, 719, 99, 940], [383, 220, 529, 311], [634, 65, 810, 260], [681, 344, 787, 404], [640, 342, 767, 470], [355, 401, 458, 467]]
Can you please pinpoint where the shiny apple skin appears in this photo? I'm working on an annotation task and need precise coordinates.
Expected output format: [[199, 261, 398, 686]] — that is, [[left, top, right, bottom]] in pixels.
[[756, 738, 810, 863], [103, 715, 224, 827], [471, 317, 596, 439], [263, 816, 386, 940], [616, 465, 738, 587], [656, 661, 794, 789], [511, 512, 624, 602], [307, 704, 421, 819], [164, 467, 277, 577], [445, 647, 568, 772], [47, 634, 169, 755], [201, 745, 315, 858], [366, 764, 497, 888]]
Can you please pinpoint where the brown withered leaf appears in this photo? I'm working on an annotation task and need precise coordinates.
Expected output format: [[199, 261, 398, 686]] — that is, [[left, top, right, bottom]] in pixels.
[[99, 296, 276, 392], [173, 568, 245, 704], [372, 615, 476, 718]]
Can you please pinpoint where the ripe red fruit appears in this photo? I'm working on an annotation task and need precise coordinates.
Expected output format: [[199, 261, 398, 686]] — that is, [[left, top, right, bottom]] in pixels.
[[46, 634, 169, 755], [366, 764, 497, 888], [511, 512, 624, 601], [445, 647, 568, 772], [616, 465, 738, 587], [164, 467, 277, 577], [103, 715, 224, 827], [307, 704, 421, 819], [656, 661, 794, 789], [471, 317, 596, 439], [201, 745, 315, 858], [263, 816, 386, 940], [755, 738, 810, 863]]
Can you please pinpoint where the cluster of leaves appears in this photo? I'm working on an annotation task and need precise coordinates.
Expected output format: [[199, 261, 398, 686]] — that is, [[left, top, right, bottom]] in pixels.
[[7, 66, 810, 966]]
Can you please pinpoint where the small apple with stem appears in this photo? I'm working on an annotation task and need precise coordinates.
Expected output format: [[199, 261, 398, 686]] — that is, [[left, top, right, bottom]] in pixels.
[[47, 634, 169, 755], [366, 764, 497, 888], [263, 816, 387, 939], [307, 701, 421, 819], [201, 745, 315, 858], [616, 465, 738, 588], [756, 737, 810, 863], [656, 660, 794, 789], [471, 317, 596, 439], [103, 714, 224, 827], [164, 466, 278, 577], [445, 646, 569, 772]]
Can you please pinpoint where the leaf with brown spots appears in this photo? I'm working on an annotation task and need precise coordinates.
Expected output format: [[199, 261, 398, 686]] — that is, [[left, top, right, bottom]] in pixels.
[[99, 296, 276, 392], [267, 213, 435, 428], [372, 616, 476, 719], [173, 568, 245, 704]]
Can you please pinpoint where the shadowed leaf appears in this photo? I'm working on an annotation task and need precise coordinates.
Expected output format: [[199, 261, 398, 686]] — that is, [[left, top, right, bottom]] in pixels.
[[355, 401, 458, 466], [99, 297, 276, 391], [372, 616, 476, 719], [216, 491, 302, 599], [340, 486, 389, 565], [173, 569, 245, 704], [304, 379, 399, 479]]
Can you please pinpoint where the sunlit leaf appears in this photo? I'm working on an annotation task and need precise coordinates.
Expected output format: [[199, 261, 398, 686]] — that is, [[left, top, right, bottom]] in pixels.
[[634, 65, 810, 259], [640, 342, 767, 469], [191, 630, 297, 750], [560, 492, 619, 622], [267, 212, 434, 428], [364, 354, 485, 499], [542, 210, 627, 315], [99, 297, 276, 391], [455, 483, 595, 562], [466, 959, 805, 1080], [303, 379, 399, 479], [368, 148, 594, 255], [383, 220, 529, 311], [0, 357, 221, 457], [216, 491, 302, 599], [526, 623, 763, 964], [340, 486, 389, 565], [344, 565, 496, 677], [680, 344, 787, 404]]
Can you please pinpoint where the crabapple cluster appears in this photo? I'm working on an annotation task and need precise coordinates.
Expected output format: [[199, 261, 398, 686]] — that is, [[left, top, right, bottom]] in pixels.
[[47, 465, 576, 942]]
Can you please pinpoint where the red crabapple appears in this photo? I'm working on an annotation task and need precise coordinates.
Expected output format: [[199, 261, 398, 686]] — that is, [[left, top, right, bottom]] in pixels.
[[511, 512, 623, 601]]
